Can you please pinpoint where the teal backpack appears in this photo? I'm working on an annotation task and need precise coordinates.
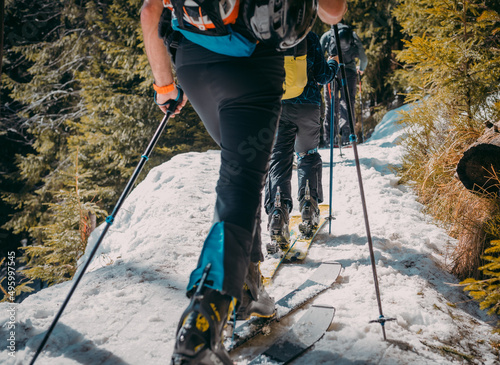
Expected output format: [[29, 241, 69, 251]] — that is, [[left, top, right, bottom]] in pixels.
[[159, 0, 318, 57], [160, 0, 256, 57]]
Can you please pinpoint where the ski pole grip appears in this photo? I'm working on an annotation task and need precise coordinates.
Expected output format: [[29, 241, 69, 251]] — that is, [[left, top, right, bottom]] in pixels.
[[166, 86, 184, 115]]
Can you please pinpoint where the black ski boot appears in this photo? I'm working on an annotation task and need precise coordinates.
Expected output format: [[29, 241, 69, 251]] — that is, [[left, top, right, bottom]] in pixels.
[[267, 187, 290, 253], [236, 262, 276, 320], [299, 180, 320, 237], [171, 264, 235, 365]]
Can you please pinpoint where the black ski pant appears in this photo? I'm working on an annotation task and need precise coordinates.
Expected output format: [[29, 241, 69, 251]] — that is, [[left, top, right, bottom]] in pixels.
[[323, 68, 358, 145], [175, 38, 284, 300], [265, 103, 323, 214]]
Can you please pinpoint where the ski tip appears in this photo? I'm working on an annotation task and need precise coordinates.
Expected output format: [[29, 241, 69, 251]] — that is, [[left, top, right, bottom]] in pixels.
[[323, 261, 343, 268], [311, 303, 335, 310]]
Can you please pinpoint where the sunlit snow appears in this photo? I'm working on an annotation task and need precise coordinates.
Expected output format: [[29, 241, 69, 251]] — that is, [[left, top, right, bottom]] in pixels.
[[1, 104, 499, 364]]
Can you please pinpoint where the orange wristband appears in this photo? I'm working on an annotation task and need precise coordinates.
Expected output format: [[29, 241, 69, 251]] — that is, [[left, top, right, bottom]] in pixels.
[[153, 83, 176, 94]]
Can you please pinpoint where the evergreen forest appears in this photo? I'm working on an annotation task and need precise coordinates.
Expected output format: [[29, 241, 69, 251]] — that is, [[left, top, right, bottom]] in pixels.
[[1, 0, 500, 331]]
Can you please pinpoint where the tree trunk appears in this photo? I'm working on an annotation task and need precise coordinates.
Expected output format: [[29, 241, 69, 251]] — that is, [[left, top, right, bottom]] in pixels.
[[456, 121, 500, 195]]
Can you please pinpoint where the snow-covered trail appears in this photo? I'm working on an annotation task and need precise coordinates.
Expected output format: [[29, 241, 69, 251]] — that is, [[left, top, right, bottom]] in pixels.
[[1, 105, 499, 364]]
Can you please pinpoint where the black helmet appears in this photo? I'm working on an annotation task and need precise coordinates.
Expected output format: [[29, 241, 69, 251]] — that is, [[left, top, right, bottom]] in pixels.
[[243, 0, 318, 50]]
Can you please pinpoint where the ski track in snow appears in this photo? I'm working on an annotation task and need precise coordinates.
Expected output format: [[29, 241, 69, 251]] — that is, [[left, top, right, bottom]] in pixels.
[[1, 105, 499, 364]]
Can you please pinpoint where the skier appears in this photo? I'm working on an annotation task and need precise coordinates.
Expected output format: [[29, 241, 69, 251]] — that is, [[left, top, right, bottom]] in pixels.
[[320, 23, 367, 147], [265, 31, 338, 251], [140, 0, 347, 364]]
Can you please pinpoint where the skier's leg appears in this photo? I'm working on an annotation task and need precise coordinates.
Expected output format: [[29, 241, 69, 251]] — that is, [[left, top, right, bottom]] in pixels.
[[264, 104, 297, 249], [294, 104, 323, 203], [236, 197, 275, 319], [294, 103, 322, 233], [264, 113, 296, 214], [172, 39, 283, 362], [176, 40, 283, 299], [334, 78, 343, 145], [323, 85, 332, 146], [347, 69, 358, 141]]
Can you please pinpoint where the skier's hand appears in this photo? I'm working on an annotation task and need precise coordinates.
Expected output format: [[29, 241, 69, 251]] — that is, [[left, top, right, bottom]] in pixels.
[[357, 66, 364, 76], [155, 86, 188, 116], [318, 0, 347, 25]]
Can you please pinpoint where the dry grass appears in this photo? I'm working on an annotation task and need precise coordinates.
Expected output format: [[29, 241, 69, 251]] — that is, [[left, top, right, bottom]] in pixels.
[[396, 96, 500, 279]]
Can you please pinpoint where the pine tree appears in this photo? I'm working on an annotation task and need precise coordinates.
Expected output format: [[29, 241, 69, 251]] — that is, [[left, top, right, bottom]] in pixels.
[[1, 0, 68, 255], [2, 0, 89, 244], [2, 0, 216, 287], [344, 0, 405, 107], [462, 233, 500, 333], [394, 0, 500, 117], [21, 151, 106, 284], [68, 0, 216, 207], [0, 258, 35, 303]]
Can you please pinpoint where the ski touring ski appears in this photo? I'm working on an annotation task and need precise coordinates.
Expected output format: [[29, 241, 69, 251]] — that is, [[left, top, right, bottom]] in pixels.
[[226, 261, 342, 352], [261, 204, 330, 284], [248, 304, 335, 364]]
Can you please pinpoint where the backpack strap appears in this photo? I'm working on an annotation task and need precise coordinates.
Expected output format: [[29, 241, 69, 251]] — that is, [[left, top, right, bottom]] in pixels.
[[158, 7, 183, 63]]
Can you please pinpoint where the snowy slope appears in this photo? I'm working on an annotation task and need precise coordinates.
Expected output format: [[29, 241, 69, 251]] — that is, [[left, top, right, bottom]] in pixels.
[[1, 104, 499, 364]]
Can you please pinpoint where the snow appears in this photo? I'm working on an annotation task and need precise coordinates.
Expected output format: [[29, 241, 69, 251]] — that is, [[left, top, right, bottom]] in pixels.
[[1, 104, 499, 364]]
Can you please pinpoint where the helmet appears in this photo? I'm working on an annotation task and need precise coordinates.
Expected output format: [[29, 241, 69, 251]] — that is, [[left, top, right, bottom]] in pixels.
[[338, 25, 353, 52], [243, 0, 318, 50]]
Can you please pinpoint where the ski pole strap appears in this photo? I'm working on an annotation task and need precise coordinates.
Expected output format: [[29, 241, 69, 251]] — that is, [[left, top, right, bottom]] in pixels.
[[141, 155, 149, 161], [154, 87, 181, 106], [335, 63, 340, 76], [349, 134, 357, 143], [105, 215, 115, 225]]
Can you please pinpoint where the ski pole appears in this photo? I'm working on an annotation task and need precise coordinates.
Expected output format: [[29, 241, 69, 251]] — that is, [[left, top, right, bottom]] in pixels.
[[358, 71, 364, 143], [332, 25, 394, 340], [327, 23, 337, 233], [328, 81, 335, 234], [29, 88, 184, 365]]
